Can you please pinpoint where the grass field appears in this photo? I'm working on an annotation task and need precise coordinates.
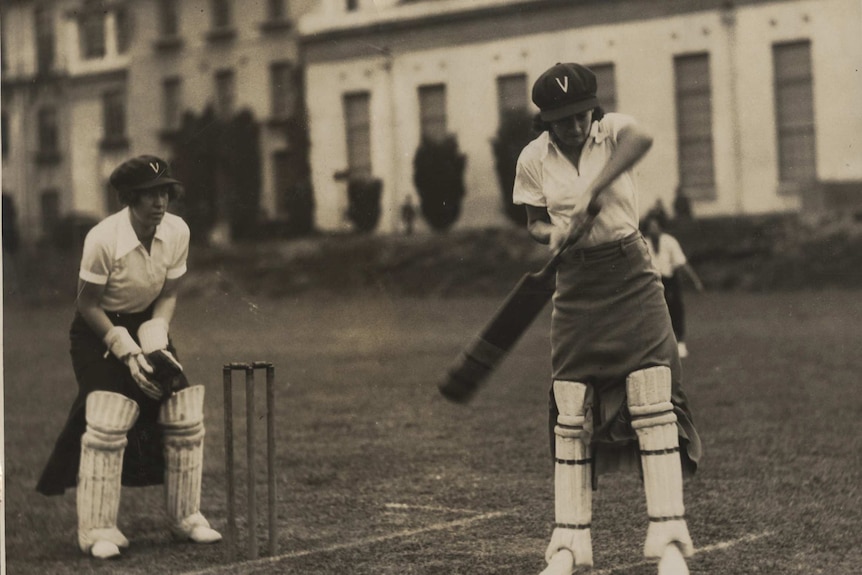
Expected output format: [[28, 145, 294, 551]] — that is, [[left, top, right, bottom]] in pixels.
[[3, 287, 861, 574]]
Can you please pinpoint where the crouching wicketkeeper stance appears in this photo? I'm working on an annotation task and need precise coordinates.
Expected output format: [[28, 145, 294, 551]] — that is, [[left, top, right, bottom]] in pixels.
[[514, 63, 702, 574], [36, 155, 221, 559]]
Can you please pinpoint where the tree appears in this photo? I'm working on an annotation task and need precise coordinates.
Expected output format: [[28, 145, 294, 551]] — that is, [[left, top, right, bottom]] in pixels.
[[413, 135, 467, 231], [223, 110, 262, 241], [169, 107, 263, 243], [276, 117, 315, 236], [170, 108, 221, 244], [346, 176, 383, 233], [491, 109, 536, 226]]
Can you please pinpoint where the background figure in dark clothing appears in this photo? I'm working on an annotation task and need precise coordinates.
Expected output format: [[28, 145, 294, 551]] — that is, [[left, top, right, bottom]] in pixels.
[[644, 213, 704, 358]]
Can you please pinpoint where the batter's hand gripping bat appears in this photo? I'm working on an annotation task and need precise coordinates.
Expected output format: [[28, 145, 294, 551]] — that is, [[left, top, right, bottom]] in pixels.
[[438, 208, 599, 403]]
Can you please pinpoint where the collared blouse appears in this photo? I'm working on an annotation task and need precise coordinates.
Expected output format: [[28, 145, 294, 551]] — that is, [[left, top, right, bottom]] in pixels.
[[513, 113, 642, 248], [79, 207, 189, 313]]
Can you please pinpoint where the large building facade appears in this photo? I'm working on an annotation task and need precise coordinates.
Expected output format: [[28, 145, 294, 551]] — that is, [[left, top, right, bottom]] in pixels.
[[3, 0, 861, 244], [2, 0, 316, 245], [300, 0, 862, 233]]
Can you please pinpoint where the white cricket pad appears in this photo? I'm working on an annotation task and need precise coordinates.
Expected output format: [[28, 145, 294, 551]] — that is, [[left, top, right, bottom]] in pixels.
[[545, 380, 593, 568], [159, 386, 210, 538], [77, 391, 139, 554], [626, 367, 693, 559]]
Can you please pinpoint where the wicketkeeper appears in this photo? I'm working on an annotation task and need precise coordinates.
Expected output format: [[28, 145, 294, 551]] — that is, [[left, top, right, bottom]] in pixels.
[[514, 63, 703, 574], [36, 155, 221, 559]]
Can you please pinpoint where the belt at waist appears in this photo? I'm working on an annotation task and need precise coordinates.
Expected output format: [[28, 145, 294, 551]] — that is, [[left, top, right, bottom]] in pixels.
[[560, 231, 642, 263]]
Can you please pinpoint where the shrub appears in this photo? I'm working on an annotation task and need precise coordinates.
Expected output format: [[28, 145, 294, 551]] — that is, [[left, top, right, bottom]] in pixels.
[[491, 109, 536, 226], [223, 110, 263, 241], [277, 117, 316, 236], [169, 108, 263, 243], [346, 177, 383, 233], [413, 135, 467, 231], [170, 108, 222, 244]]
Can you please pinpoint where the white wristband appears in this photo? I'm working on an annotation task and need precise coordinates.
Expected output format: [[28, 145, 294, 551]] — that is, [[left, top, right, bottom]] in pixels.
[[103, 326, 142, 361], [138, 318, 169, 354]]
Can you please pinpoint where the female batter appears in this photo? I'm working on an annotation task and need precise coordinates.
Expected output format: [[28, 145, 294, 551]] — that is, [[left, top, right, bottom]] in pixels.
[[514, 63, 702, 574], [37, 155, 221, 559]]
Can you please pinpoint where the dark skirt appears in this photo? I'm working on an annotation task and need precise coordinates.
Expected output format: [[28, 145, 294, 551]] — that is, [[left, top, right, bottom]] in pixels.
[[548, 233, 701, 485], [36, 307, 189, 496]]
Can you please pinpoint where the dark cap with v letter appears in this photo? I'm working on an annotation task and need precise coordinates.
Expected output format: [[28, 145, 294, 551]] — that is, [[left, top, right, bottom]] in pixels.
[[532, 62, 599, 122]]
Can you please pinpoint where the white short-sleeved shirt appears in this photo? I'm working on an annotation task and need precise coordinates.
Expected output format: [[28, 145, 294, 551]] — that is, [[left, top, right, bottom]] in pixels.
[[79, 207, 190, 313], [513, 113, 641, 247], [646, 233, 687, 278]]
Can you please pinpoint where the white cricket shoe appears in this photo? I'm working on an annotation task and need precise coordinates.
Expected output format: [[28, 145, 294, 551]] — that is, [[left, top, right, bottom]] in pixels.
[[90, 539, 121, 559], [677, 342, 689, 359], [171, 512, 223, 544], [658, 543, 689, 575]]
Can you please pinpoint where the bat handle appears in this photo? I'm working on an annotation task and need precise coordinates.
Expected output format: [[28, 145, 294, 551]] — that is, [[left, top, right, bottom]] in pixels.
[[541, 207, 601, 275]]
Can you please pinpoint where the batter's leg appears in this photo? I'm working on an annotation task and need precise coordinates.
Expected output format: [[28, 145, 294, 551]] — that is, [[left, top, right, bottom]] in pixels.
[[541, 380, 593, 574], [626, 366, 693, 572]]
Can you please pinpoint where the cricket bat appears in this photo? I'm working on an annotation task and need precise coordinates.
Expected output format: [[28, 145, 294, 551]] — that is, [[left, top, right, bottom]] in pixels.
[[438, 209, 599, 403]]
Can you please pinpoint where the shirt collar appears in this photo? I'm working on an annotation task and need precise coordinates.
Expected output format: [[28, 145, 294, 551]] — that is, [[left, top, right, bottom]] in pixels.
[[542, 120, 605, 159], [115, 207, 164, 259]]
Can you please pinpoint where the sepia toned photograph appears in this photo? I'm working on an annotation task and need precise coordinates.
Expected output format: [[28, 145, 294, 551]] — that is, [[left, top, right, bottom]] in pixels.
[[1, 0, 861, 573]]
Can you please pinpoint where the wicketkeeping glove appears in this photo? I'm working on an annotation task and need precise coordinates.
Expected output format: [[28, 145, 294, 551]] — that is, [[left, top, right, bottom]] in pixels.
[[145, 349, 185, 400], [137, 318, 187, 400]]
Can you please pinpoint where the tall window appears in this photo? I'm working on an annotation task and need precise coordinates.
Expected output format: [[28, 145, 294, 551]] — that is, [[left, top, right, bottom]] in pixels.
[[267, 0, 286, 21], [343, 92, 372, 179], [79, 9, 106, 59], [162, 77, 183, 131], [674, 53, 715, 200], [35, 5, 55, 74], [40, 190, 60, 233], [38, 107, 59, 155], [115, 6, 131, 53], [158, 0, 179, 37], [215, 69, 235, 118], [270, 62, 296, 120], [773, 41, 816, 186], [1, 19, 6, 72], [211, 0, 232, 29], [496, 73, 528, 121], [2, 112, 9, 158], [589, 63, 617, 112], [105, 180, 121, 213], [273, 150, 303, 215], [102, 90, 126, 145], [418, 84, 447, 142]]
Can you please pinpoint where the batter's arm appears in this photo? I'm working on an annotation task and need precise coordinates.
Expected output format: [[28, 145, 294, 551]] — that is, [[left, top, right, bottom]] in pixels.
[[526, 205, 567, 249], [584, 122, 653, 212]]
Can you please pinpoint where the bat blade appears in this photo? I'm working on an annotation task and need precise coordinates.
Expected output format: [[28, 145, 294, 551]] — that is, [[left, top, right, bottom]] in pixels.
[[438, 268, 555, 403], [438, 207, 600, 404]]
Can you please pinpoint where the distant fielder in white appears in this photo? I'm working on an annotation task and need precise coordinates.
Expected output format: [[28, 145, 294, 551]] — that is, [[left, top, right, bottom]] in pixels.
[[514, 63, 703, 575], [643, 212, 704, 359]]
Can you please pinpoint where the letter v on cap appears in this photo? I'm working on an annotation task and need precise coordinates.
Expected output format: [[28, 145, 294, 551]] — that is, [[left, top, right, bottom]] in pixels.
[[555, 76, 569, 92]]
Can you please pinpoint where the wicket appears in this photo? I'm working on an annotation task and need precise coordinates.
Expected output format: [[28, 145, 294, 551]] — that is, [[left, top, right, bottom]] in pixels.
[[223, 361, 278, 561]]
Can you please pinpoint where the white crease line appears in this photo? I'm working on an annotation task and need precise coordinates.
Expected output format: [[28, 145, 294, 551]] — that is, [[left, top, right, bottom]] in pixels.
[[178, 510, 510, 575], [590, 530, 775, 574], [384, 502, 485, 514]]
